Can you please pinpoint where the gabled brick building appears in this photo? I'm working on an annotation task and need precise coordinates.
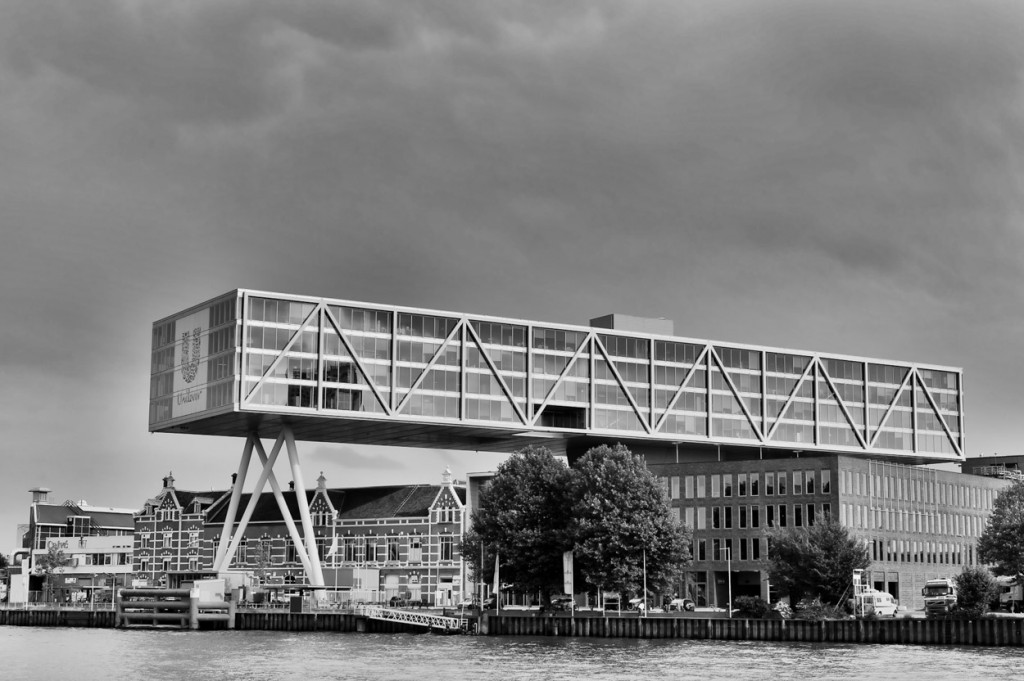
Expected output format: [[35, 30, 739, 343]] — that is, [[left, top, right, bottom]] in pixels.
[[134, 469, 468, 605]]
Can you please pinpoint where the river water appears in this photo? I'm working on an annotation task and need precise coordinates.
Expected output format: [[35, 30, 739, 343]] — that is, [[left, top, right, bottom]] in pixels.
[[2, 627, 1023, 680]]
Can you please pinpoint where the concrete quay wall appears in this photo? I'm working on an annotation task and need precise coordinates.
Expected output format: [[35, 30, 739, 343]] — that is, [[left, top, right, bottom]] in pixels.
[[4, 608, 1024, 645], [482, 614, 1024, 645]]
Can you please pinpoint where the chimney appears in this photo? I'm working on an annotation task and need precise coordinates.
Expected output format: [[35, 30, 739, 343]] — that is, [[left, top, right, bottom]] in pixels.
[[289, 481, 295, 491], [29, 487, 51, 504], [162, 472, 175, 489], [316, 472, 327, 492]]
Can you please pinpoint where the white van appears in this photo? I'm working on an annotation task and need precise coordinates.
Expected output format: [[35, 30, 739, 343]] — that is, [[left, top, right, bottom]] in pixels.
[[860, 590, 898, 618]]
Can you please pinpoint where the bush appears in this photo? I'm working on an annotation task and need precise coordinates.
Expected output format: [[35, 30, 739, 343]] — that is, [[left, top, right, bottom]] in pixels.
[[733, 596, 772, 618], [795, 597, 847, 621], [955, 566, 1000, 618]]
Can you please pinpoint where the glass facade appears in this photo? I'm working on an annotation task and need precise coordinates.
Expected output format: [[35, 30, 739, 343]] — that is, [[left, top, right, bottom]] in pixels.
[[150, 290, 965, 461]]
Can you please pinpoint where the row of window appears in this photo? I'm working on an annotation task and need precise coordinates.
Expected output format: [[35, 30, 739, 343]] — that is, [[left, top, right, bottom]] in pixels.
[[869, 538, 975, 567], [838, 468, 996, 509], [684, 503, 832, 531], [661, 470, 834, 501], [841, 503, 989, 538], [694, 536, 762, 562]]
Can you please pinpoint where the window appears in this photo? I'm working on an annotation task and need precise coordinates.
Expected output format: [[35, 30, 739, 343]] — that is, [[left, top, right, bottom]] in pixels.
[[807, 504, 816, 525], [711, 475, 721, 498], [740, 538, 748, 561], [344, 537, 357, 562], [751, 506, 760, 528], [671, 476, 680, 500], [387, 536, 400, 562], [750, 473, 759, 496], [440, 535, 453, 561], [697, 539, 706, 561], [697, 507, 707, 530], [684, 507, 694, 528], [724, 506, 733, 529], [162, 557, 171, 572], [723, 474, 733, 498], [188, 556, 199, 571], [364, 536, 377, 562], [766, 505, 775, 528], [794, 505, 803, 527], [778, 473, 787, 495], [821, 470, 831, 494], [739, 506, 748, 529], [738, 474, 747, 497], [685, 475, 694, 499], [697, 476, 706, 499], [141, 534, 151, 549], [793, 471, 803, 495], [140, 558, 150, 574], [286, 540, 298, 564], [235, 538, 247, 564], [805, 470, 815, 495], [779, 505, 788, 527], [752, 538, 761, 561], [409, 534, 422, 563], [189, 532, 200, 549], [766, 473, 775, 496], [712, 507, 721, 529]]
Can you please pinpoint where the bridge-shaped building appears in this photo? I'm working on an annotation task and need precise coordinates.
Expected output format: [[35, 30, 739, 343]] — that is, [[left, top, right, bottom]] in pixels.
[[150, 289, 965, 586]]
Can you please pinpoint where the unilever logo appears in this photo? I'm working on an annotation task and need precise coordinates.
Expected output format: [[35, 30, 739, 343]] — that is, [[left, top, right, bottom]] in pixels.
[[180, 327, 202, 384]]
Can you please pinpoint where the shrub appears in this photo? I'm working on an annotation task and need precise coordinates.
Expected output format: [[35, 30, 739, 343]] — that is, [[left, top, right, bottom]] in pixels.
[[733, 596, 772, 618], [954, 566, 999, 619], [795, 597, 846, 621]]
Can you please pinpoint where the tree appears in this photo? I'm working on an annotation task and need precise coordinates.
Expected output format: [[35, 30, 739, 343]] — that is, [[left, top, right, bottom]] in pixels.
[[954, 565, 999, 619], [765, 513, 869, 607], [36, 542, 70, 603], [978, 481, 1024, 579], [461, 446, 573, 603], [568, 444, 691, 600]]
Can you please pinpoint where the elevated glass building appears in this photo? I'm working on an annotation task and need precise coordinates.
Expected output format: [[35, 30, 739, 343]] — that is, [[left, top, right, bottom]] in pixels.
[[151, 290, 964, 466]]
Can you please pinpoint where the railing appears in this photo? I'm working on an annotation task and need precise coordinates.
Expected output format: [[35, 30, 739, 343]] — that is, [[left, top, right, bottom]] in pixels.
[[356, 605, 463, 632]]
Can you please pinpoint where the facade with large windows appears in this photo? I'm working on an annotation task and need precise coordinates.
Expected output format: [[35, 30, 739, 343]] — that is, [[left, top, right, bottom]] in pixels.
[[649, 455, 1008, 612], [150, 290, 965, 465]]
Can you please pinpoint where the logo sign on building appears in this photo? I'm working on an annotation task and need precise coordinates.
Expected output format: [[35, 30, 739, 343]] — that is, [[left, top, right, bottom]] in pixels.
[[171, 307, 210, 419]]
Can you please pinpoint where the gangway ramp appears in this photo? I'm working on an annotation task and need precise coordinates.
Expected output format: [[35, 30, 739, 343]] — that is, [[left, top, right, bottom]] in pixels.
[[356, 605, 463, 633]]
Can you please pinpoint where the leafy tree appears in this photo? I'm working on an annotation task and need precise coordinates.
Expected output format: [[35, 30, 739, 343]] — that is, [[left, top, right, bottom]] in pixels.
[[765, 513, 869, 607], [461, 446, 573, 603], [36, 542, 69, 603], [953, 565, 1000, 619], [568, 444, 691, 599], [978, 481, 1024, 579], [0, 553, 8, 570]]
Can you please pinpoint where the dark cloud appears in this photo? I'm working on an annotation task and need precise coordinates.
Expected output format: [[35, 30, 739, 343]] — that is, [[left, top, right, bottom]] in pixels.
[[1, 0, 1024, 540]]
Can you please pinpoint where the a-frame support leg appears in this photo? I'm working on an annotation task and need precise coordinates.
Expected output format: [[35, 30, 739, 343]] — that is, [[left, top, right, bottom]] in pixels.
[[211, 429, 325, 587]]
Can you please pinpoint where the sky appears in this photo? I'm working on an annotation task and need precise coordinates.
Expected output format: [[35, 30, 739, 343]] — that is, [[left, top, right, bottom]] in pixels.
[[2, 0, 1023, 552]]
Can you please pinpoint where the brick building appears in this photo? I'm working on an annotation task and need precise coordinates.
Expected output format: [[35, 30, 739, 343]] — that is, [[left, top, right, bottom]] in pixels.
[[648, 453, 1009, 611], [134, 469, 468, 605]]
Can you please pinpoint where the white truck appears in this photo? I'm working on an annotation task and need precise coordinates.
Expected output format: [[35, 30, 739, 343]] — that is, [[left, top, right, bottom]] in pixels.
[[921, 578, 957, 615], [996, 576, 1023, 612]]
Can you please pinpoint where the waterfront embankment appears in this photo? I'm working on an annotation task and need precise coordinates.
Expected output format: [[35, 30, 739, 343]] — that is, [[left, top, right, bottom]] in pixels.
[[4, 607, 1024, 646]]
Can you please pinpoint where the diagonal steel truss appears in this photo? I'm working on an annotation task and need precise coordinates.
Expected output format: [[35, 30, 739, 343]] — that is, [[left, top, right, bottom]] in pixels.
[[237, 293, 963, 458]]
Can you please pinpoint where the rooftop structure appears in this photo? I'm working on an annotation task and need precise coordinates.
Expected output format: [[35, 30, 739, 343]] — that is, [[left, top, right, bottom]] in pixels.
[[151, 289, 965, 465]]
